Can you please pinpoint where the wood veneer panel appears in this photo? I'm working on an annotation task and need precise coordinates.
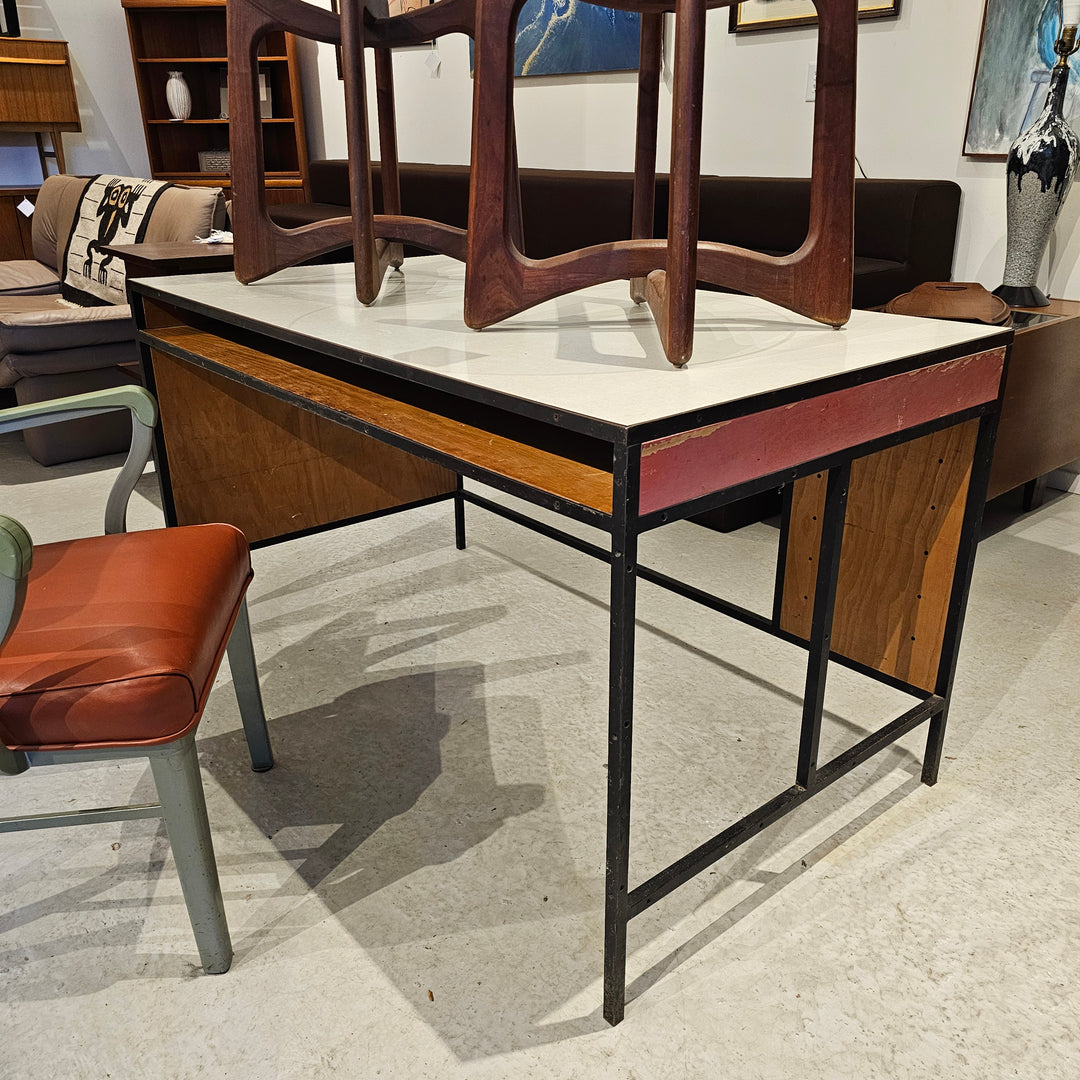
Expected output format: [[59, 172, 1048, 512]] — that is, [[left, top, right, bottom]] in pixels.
[[988, 300, 1080, 498], [780, 420, 979, 691], [150, 349, 456, 542], [145, 324, 614, 515], [0, 39, 79, 129], [0, 190, 35, 261]]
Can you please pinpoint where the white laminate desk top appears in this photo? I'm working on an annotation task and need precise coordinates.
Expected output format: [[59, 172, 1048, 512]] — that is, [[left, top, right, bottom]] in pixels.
[[136, 256, 1008, 429]]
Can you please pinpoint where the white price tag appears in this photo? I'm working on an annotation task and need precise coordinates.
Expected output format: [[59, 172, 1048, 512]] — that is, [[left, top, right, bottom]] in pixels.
[[17, 198, 34, 217], [425, 44, 441, 78]]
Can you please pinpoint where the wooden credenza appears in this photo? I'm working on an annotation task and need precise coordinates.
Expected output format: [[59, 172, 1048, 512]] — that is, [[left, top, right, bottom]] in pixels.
[[988, 299, 1080, 503], [0, 37, 80, 176]]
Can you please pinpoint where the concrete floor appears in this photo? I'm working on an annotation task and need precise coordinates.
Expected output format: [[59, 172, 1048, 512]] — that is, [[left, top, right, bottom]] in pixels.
[[0, 431, 1077, 1079]]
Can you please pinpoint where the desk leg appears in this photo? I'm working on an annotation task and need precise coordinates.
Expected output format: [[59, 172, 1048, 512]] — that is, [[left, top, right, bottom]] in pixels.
[[923, 410, 999, 785], [1022, 475, 1048, 512], [797, 462, 850, 789], [454, 474, 467, 550], [604, 446, 641, 1026]]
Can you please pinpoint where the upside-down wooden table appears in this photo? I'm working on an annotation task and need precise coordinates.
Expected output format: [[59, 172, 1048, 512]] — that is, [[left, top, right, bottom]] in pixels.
[[129, 257, 1010, 1025]]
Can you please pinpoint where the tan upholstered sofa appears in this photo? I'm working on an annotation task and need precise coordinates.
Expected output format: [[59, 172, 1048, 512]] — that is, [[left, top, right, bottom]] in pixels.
[[0, 175, 224, 464]]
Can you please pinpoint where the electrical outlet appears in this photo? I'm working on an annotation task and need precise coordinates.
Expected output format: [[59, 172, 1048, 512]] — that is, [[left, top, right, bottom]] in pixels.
[[805, 63, 817, 102]]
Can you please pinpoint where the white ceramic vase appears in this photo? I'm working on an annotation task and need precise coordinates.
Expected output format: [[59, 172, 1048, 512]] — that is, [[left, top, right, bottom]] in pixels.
[[165, 70, 191, 121]]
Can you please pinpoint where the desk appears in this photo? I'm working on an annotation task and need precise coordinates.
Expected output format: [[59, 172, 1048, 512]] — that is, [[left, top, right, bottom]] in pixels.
[[129, 257, 1009, 1024], [0, 38, 80, 178]]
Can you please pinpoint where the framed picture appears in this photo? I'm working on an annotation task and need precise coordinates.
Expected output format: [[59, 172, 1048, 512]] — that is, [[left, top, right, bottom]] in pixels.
[[729, 0, 900, 34], [329, 0, 438, 78], [0, 0, 20, 38], [511, 3, 640, 76], [964, 0, 1072, 158], [468, 5, 642, 78]]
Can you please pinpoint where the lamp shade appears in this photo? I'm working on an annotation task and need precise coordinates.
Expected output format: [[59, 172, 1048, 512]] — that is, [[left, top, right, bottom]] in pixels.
[[1064, 1, 1080, 28]]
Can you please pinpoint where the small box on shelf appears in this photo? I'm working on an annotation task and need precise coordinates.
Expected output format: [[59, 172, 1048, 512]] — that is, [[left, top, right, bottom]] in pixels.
[[197, 149, 230, 173]]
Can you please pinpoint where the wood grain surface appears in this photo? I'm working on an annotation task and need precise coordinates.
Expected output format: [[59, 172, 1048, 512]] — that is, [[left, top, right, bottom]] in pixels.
[[149, 347, 456, 542], [780, 420, 979, 691], [145, 324, 614, 516], [989, 299, 1080, 498]]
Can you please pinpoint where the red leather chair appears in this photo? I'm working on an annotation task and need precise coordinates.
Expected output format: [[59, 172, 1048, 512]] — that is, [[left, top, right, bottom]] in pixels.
[[0, 386, 273, 973]]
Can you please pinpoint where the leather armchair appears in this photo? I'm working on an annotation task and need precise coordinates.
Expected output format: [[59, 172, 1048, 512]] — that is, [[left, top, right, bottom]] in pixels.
[[0, 175, 225, 465], [0, 385, 273, 974]]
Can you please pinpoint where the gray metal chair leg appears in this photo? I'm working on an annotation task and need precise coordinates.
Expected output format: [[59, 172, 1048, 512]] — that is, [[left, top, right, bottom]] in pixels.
[[225, 598, 274, 772], [149, 735, 232, 974]]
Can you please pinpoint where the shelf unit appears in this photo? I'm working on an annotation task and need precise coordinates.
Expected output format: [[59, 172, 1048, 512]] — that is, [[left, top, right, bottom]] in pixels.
[[122, 0, 309, 204]]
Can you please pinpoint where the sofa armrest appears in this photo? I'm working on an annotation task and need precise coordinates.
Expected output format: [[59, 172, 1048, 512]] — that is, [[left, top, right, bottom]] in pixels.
[[0, 261, 60, 298], [853, 179, 962, 282]]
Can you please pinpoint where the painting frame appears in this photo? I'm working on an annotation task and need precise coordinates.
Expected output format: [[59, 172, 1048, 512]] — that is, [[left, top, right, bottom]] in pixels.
[[328, 0, 438, 80], [729, 0, 900, 34], [963, 0, 1069, 159]]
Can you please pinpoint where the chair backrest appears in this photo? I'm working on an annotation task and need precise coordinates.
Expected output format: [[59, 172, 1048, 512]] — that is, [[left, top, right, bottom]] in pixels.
[[0, 514, 31, 776], [31, 174, 227, 273], [0, 513, 30, 650]]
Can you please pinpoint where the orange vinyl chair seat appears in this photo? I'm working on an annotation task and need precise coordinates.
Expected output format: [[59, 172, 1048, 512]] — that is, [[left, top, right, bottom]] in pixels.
[[0, 524, 252, 752]]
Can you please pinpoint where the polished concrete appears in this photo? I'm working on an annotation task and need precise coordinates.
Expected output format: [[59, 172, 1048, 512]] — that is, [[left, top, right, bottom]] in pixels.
[[0, 431, 1077, 1079]]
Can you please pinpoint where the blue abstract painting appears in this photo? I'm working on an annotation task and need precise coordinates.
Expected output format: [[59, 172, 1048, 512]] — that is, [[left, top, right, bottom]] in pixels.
[[508, 0, 640, 77], [965, 0, 1079, 156]]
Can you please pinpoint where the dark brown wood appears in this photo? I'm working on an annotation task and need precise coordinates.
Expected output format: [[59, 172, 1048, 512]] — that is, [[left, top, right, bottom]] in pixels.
[[0, 187, 38, 261], [780, 420, 978, 692], [646, 0, 706, 367], [630, 13, 663, 305], [228, 0, 856, 367], [145, 324, 615, 513], [101, 241, 234, 278], [465, 0, 856, 366], [988, 299, 1080, 499], [228, 0, 346, 283], [231, 0, 475, 289]]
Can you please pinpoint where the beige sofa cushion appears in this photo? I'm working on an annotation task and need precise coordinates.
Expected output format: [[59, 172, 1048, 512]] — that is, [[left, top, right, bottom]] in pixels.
[[0, 261, 60, 296], [0, 295, 133, 358], [31, 174, 91, 271], [29, 174, 225, 271], [141, 183, 226, 242]]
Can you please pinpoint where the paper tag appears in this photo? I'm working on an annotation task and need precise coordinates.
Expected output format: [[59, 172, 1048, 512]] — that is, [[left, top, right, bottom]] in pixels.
[[17, 198, 34, 217], [426, 44, 441, 77]]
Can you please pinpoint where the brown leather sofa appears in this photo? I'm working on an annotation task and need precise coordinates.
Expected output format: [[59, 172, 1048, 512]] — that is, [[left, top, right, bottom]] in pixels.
[[270, 160, 963, 312], [0, 175, 225, 464]]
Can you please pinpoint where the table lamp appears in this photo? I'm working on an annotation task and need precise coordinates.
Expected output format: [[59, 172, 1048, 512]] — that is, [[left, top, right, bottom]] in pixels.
[[995, 0, 1080, 307]]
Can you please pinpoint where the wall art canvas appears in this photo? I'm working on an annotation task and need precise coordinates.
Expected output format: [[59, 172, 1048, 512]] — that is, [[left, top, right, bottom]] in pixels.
[[510, 2, 640, 77], [729, 0, 899, 33], [965, 0, 1079, 157]]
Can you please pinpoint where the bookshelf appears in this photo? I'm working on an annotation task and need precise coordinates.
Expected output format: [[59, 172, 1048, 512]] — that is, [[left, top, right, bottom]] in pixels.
[[122, 0, 309, 204]]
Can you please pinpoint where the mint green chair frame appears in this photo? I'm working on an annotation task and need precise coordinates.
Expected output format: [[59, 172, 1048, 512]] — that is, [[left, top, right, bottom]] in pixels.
[[0, 386, 273, 974]]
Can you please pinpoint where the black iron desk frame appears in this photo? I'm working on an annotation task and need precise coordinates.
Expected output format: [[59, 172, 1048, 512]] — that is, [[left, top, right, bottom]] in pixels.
[[129, 268, 1009, 1026]]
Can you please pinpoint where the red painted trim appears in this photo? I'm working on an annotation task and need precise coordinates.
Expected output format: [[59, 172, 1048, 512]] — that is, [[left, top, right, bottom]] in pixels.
[[639, 348, 1006, 515]]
